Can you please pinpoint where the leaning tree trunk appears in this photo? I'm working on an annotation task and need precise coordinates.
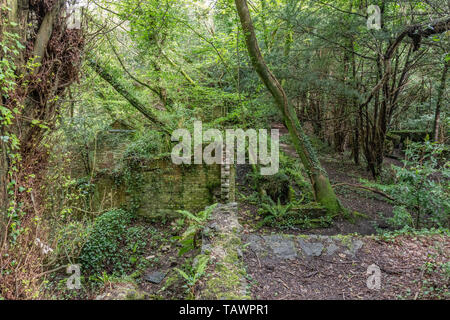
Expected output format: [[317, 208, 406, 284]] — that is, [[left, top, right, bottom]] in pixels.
[[234, 0, 342, 213], [87, 58, 170, 133], [0, 133, 7, 235]]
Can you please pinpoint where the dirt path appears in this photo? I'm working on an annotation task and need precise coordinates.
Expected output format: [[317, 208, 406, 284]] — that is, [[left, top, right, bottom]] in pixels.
[[238, 123, 449, 300], [272, 122, 397, 235], [243, 233, 449, 300]]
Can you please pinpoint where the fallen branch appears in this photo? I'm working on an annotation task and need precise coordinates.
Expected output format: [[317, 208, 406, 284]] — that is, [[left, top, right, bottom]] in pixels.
[[332, 183, 396, 202], [32, 265, 68, 280], [385, 154, 402, 160]]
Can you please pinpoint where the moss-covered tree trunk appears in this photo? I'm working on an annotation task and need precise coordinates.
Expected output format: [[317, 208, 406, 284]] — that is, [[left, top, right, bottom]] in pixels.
[[87, 58, 170, 133], [0, 136, 7, 238], [433, 60, 448, 143], [234, 0, 342, 213]]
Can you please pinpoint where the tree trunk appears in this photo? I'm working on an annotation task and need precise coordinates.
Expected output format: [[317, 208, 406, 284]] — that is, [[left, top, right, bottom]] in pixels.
[[433, 61, 448, 142], [234, 0, 342, 213], [0, 133, 7, 238], [0, 0, 84, 298], [87, 58, 170, 134]]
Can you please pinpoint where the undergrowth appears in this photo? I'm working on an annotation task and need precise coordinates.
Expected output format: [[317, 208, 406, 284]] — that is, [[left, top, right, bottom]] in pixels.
[[79, 209, 148, 279]]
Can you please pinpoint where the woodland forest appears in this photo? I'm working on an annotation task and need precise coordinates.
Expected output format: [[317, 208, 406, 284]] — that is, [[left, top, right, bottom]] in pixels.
[[0, 0, 449, 301]]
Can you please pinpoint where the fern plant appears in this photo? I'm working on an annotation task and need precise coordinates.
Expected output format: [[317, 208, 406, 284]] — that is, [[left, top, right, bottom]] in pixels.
[[174, 203, 218, 256], [174, 254, 209, 299], [258, 198, 294, 227]]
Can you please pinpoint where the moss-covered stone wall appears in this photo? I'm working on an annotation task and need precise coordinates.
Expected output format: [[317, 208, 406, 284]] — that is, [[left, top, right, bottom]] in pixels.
[[90, 130, 225, 218], [92, 158, 221, 218], [79, 127, 235, 218], [135, 159, 222, 218]]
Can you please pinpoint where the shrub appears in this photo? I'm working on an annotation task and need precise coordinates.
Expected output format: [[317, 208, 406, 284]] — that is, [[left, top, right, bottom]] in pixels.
[[79, 209, 147, 278], [368, 141, 449, 229], [247, 171, 291, 204], [386, 206, 414, 229], [175, 204, 218, 256], [175, 254, 209, 299], [51, 221, 92, 265], [257, 198, 293, 227], [123, 130, 165, 160], [257, 198, 331, 229]]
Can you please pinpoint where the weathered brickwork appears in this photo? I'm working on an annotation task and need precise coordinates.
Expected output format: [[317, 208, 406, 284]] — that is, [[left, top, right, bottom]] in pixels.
[[83, 128, 234, 218], [136, 159, 222, 218]]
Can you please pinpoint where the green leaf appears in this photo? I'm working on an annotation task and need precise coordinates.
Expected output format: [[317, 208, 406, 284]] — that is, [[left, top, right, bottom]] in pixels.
[[174, 268, 191, 281]]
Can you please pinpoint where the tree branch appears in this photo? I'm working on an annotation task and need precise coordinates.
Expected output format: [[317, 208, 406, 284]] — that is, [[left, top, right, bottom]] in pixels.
[[87, 58, 170, 134]]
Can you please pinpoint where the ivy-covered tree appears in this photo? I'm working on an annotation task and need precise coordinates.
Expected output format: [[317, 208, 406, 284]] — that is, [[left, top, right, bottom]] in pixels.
[[0, 0, 84, 298]]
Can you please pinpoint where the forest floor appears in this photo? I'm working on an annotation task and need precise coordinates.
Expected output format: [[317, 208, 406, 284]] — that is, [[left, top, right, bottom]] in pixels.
[[242, 232, 449, 299], [74, 124, 449, 301], [235, 123, 449, 300]]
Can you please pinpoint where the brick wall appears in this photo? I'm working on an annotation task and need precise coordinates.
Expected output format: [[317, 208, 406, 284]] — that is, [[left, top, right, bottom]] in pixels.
[[135, 158, 221, 218], [87, 130, 232, 218]]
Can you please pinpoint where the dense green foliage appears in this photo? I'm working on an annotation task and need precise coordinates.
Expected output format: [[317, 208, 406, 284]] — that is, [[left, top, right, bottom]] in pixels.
[[175, 204, 218, 256], [79, 209, 147, 278], [1, 0, 448, 300], [369, 141, 449, 229]]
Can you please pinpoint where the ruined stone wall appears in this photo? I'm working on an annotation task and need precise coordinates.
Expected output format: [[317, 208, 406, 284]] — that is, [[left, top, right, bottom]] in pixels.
[[134, 159, 222, 218], [83, 130, 234, 218], [198, 203, 250, 299], [92, 156, 222, 218]]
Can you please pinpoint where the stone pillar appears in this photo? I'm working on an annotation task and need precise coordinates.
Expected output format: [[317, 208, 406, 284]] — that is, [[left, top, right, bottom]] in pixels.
[[221, 144, 231, 203]]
